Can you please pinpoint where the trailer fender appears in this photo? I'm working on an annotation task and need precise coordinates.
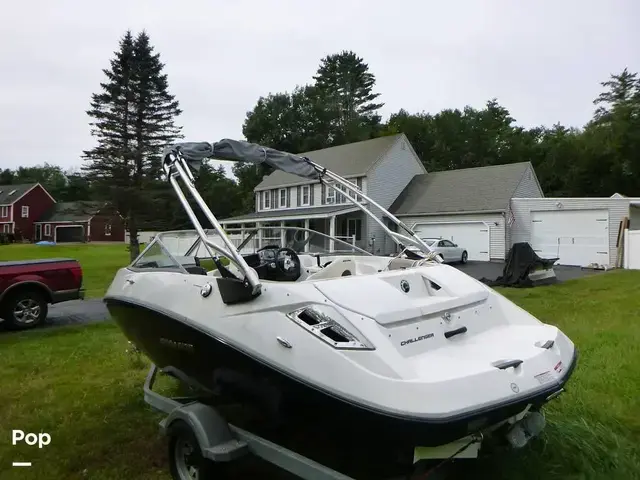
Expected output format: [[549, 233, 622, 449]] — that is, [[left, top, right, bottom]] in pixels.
[[160, 402, 248, 462]]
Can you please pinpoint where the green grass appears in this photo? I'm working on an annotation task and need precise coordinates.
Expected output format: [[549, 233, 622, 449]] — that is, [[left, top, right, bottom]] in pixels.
[[0, 269, 638, 479], [0, 244, 131, 298]]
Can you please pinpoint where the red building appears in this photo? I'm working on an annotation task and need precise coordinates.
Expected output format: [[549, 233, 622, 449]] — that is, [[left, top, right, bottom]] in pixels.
[[0, 183, 125, 243]]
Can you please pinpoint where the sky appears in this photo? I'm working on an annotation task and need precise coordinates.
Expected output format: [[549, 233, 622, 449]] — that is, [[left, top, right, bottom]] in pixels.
[[1, 0, 638, 173]]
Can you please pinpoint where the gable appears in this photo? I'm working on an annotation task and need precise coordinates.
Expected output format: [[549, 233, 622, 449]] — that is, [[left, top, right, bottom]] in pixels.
[[390, 162, 536, 216], [255, 134, 405, 190]]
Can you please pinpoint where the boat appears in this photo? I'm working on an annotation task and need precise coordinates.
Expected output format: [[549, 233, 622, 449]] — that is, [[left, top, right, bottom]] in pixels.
[[104, 138, 578, 478]]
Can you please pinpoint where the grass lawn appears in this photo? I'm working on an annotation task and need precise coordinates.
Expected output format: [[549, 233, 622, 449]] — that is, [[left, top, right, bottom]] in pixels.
[[0, 267, 639, 478]]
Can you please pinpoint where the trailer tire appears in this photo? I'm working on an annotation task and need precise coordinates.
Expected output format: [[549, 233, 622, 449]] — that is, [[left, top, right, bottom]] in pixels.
[[168, 420, 226, 479]]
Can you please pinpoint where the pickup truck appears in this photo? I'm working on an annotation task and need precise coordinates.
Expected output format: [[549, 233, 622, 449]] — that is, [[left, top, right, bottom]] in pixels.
[[0, 258, 85, 330]]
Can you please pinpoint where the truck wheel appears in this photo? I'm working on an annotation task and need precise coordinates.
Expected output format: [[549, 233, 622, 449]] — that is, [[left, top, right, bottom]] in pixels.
[[168, 420, 226, 480], [2, 289, 48, 330]]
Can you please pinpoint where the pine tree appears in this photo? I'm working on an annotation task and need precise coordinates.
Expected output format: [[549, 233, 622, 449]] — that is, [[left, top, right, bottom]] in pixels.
[[312, 50, 384, 143], [82, 30, 182, 259]]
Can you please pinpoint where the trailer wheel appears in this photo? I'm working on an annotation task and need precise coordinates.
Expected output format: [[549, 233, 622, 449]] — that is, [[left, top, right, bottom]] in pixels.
[[168, 420, 226, 479]]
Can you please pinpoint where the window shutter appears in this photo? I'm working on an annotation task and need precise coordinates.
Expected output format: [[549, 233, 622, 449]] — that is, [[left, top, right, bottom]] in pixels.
[[271, 190, 276, 209], [286, 188, 291, 207], [310, 185, 315, 205], [297, 186, 301, 206], [259, 192, 263, 210], [321, 183, 326, 205]]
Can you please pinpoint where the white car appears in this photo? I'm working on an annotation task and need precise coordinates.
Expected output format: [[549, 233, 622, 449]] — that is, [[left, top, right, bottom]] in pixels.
[[406, 237, 468, 264]]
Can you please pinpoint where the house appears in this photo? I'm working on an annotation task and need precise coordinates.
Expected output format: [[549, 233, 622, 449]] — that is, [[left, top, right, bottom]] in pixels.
[[0, 183, 56, 239], [387, 162, 542, 261], [220, 134, 640, 268], [221, 134, 426, 255], [0, 183, 125, 243], [34, 201, 125, 243]]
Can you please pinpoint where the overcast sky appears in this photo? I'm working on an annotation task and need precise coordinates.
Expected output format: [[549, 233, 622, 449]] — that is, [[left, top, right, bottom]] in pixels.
[[1, 0, 638, 173]]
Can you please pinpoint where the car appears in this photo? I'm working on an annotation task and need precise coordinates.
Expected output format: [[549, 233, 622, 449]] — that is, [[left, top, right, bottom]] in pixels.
[[406, 237, 468, 264], [0, 258, 85, 330]]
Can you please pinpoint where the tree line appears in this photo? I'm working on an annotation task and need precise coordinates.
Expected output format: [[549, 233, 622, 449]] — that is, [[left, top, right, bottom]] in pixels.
[[2, 31, 638, 258]]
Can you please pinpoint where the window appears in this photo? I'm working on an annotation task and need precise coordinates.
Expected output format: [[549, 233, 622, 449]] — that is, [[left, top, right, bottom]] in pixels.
[[347, 218, 362, 241], [279, 188, 287, 208], [21, 206, 29, 218], [326, 185, 336, 204], [442, 240, 455, 247], [263, 191, 271, 209], [300, 185, 310, 206], [0, 206, 8, 218], [2, 223, 10, 233], [105, 223, 112, 236], [44, 224, 51, 236]]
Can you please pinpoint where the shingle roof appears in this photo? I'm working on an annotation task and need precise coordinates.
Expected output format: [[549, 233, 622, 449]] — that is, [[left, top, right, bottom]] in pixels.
[[221, 205, 356, 223], [0, 183, 38, 204], [36, 201, 105, 222], [255, 134, 403, 190], [389, 162, 533, 216]]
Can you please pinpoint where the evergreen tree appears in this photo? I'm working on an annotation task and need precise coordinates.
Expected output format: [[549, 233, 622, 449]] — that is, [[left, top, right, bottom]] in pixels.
[[82, 30, 182, 259], [312, 50, 384, 143]]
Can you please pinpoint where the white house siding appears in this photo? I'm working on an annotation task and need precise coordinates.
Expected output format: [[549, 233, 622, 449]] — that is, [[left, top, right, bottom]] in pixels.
[[402, 212, 506, 260], [254, 178, 368, 214], [510, 197, 640, 267], [505, 164, 544, 249], [366, 138, 425, 255]]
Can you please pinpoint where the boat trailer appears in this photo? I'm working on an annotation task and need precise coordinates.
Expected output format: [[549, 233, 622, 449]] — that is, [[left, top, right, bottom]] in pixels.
[[143, 365, 546, 480]]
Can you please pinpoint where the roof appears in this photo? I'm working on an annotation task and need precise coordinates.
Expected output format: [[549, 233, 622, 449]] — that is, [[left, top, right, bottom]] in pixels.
[[221, 205, 356, 223], [0, 183, 38, 204], [255, 134, 403, 190], [389, 162, 533, 216], [36, 201, 105, 223]]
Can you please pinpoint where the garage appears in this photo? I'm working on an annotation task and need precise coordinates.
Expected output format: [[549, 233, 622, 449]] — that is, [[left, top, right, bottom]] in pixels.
[[530, 209, 609, 266], [413, 222, 490, 261], [55, 225, 85, 243]]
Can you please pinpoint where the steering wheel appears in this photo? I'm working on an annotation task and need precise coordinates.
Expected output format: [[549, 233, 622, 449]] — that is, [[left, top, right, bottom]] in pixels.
[[275, 248, 301, 281]]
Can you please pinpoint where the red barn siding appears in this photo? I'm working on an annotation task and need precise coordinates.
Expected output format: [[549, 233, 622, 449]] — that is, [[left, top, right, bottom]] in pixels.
[[12, 185, 55, 240], [89, 209, 125, 242]]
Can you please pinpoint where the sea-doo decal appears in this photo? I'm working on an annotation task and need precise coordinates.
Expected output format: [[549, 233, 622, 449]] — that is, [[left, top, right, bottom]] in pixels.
[[159, 338, 195, 352], [400, 332, 434, 346]]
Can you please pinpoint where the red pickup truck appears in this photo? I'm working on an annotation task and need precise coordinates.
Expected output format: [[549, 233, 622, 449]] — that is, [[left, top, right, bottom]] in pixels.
[[0, 258, 85, 330]]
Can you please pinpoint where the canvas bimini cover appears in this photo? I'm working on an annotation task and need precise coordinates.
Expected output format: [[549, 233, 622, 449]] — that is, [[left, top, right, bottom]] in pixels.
[[480, 242, 559, 288], [162, 139, 320, 180]]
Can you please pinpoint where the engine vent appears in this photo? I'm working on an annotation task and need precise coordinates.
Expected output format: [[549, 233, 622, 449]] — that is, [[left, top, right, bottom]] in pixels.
[[286, 306, 375, 350]]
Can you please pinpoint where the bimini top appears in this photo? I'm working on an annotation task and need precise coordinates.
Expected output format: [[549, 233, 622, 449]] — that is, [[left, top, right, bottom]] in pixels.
[[163, 139, 320, 180]]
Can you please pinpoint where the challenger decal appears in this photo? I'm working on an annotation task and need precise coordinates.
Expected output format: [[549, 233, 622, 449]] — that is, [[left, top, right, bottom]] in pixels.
[[400, 332, 434, 346]]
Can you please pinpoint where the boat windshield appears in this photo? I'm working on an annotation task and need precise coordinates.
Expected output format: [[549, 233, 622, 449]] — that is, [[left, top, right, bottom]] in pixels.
[[131, 225, 373, 272]]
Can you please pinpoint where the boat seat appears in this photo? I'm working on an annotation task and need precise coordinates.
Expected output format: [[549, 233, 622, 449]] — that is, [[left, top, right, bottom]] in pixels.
[[306, 258, 377, 281]]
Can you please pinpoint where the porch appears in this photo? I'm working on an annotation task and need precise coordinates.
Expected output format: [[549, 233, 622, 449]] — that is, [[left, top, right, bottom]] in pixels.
[[220, 206, 367, 253]]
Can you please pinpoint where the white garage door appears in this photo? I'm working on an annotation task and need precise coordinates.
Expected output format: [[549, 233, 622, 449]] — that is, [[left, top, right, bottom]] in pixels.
[[530, 209, 609, 266], [413, 223, 490, 261]]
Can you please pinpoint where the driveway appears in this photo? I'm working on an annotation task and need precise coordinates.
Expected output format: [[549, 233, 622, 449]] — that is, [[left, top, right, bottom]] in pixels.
[[4, 262, 607, 331], [455, 261, 606, 283]]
